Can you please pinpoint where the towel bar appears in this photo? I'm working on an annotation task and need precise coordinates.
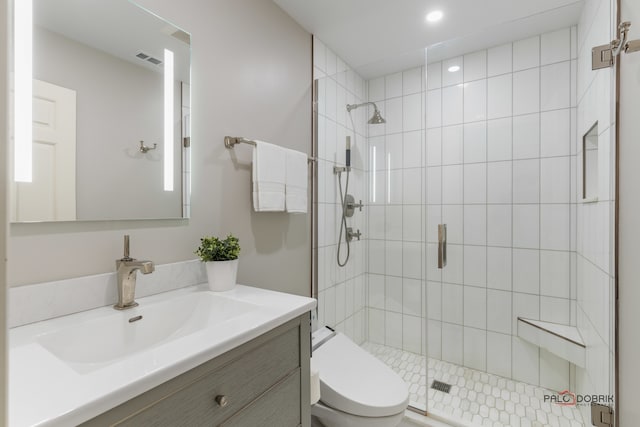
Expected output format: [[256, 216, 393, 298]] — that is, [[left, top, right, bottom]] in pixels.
[[224, 136, 316, 163]]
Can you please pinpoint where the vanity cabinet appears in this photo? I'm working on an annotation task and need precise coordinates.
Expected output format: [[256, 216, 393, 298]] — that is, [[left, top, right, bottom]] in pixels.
[[81, 314, 311, 427]]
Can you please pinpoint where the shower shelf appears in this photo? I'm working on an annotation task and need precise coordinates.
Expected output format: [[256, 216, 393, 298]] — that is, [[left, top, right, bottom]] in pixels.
[[517, 317, 586, 368]]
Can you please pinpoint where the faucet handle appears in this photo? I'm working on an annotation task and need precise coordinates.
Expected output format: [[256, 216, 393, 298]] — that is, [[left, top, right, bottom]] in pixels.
[[122, 235, 133, 261]]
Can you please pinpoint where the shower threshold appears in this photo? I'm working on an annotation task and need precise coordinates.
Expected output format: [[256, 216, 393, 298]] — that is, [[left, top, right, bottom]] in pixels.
[[362, 342, 585, 427]]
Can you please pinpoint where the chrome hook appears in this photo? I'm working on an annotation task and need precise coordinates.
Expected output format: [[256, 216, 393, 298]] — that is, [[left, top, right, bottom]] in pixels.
[[139, 140, 157, 153]]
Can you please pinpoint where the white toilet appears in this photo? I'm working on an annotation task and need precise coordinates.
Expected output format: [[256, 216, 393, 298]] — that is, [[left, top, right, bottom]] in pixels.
[[310, 329, 409, 427]]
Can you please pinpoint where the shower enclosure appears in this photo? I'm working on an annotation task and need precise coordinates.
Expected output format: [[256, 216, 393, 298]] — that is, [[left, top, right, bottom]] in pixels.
[[313, 0, 617, 425]]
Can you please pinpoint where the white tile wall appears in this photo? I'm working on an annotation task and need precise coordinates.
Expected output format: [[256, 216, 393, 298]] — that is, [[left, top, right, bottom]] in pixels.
[[314, 37, 367, 344], [513, 114, 540, 159], [513, 68, 540, 115], [425, 27, 579, 392], [364, 64, 426, 355], [513, 36, 540, 71]]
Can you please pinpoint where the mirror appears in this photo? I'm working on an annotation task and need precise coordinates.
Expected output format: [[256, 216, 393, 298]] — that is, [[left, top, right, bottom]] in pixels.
[[10, 0, 191, 222], [583, 122, 598, 201]]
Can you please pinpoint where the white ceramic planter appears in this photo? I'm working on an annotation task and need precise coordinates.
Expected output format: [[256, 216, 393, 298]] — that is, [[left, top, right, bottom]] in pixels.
[[204, 259, 239, 292]]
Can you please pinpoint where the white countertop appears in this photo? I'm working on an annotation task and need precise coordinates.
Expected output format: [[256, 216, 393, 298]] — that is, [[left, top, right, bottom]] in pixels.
[[9, 284, 316, 427]]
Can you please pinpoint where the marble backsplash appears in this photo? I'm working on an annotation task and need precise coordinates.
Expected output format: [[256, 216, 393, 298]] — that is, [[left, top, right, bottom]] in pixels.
[[9, 259, 206, 328]]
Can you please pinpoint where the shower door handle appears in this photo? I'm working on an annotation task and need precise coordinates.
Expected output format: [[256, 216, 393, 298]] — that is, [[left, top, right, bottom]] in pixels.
[[438, 224, 447, 269]]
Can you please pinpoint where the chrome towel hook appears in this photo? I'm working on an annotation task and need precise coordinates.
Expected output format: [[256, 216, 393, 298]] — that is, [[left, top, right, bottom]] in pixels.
[[139, 140, 157, 153]]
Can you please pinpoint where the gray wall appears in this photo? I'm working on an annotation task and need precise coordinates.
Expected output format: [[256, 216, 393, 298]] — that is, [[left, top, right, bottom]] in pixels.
[[34, 26, 183, 220], [7, 0, 312, 297]]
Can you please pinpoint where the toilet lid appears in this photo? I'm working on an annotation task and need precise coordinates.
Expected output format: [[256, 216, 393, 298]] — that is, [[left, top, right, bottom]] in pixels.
[[312, 332, 409, 417]]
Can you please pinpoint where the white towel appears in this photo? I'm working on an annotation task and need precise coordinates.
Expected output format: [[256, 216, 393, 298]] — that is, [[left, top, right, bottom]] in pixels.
[[285, 148, 308, 213], [252, 141, 286, 212]]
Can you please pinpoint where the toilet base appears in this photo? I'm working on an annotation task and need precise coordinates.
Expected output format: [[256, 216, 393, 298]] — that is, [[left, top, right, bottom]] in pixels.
[[311, 401, 404, 427], [311, 414, 325, 427]]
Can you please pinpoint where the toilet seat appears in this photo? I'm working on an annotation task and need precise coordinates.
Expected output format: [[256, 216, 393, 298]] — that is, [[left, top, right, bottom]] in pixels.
[[312, 332, 409, 418]]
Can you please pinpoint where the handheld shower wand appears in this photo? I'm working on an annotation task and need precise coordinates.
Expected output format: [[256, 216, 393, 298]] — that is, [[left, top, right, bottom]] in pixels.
[[345, 136, 351, 168]]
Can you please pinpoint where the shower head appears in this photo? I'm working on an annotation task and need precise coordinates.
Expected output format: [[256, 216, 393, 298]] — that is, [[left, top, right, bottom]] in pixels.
[[346, 102, 386, 124], [368, 108, 386, 124]]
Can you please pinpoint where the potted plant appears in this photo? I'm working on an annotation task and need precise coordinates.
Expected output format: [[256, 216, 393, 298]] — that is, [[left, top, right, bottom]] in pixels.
[[195, 234, 240, 291]]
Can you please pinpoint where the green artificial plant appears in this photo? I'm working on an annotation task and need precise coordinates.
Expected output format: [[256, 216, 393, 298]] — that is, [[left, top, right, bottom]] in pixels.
[[195, 234, 240, 262]]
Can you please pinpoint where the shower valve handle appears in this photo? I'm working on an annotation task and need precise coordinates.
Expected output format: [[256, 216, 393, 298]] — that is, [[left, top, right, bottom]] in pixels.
[[347, 227, 361, 242], [347, 199, 363, 212]]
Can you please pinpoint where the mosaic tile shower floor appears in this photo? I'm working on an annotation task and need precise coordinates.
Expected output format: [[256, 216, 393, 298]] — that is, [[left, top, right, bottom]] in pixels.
[[361, 342, 584, 427]]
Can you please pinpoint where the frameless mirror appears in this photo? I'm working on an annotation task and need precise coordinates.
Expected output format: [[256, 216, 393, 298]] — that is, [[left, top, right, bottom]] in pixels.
[[10, 0, 191, 222], [583, 122, 598, 201]]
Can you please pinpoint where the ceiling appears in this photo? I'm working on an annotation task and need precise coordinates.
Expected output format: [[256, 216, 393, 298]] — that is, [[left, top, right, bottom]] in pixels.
[[273, 0, 585, 79]]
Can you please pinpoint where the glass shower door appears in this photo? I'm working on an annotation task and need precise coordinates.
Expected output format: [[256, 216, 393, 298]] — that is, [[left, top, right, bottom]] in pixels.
[[423, 2, 616, 424], [362, 65, 429, 413]]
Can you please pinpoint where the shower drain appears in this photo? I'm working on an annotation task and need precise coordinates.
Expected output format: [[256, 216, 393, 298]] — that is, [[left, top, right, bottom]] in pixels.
[[431, 380, 452, 393]]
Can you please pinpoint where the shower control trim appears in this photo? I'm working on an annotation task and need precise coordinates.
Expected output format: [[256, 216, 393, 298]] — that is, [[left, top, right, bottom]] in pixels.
[[344, 194, 363, 217], [346, 227, 361, 242]]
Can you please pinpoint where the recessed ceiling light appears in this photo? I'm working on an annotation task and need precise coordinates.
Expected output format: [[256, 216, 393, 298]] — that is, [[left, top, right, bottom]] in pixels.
[[425, 10, 443, 23], [448, 65, 460, 73]]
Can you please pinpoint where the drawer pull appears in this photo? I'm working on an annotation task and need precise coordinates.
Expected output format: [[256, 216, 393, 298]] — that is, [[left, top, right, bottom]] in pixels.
[[215, 395, 229, 408]]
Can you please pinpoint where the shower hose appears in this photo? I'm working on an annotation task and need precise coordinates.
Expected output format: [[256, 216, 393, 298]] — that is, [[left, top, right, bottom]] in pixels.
[[336, 111, 358, 267], [336, 168, 350, 267]]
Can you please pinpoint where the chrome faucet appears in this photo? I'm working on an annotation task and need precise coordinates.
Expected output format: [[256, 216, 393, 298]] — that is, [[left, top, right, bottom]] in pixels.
[[114, 235, 154, 310]]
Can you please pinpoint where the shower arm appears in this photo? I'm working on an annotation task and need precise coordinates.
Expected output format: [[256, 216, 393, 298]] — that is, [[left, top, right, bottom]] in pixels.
[[346, 102, 378, 113]]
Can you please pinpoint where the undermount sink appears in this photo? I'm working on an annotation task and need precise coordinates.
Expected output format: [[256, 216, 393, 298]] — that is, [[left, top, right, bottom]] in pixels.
[[36, 291, 260, 372]]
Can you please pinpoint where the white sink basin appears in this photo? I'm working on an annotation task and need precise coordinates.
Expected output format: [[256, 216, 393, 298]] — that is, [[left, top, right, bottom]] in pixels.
[[10, 284, 316, 427], [36, 292, 260, 372]]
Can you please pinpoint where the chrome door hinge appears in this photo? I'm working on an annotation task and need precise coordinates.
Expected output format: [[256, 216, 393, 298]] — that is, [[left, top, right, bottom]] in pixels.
[[592, 44, 614, 69], [592, 21, 640, 69], [591, 403, 613, 427]]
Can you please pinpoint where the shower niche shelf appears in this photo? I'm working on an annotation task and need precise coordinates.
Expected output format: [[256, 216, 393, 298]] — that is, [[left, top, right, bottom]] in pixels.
[[517, 317, 586, 368]]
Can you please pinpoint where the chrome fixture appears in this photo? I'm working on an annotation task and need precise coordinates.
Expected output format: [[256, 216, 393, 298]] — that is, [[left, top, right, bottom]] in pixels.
[[224, 135, 317, 163], [591, 403, 614, 427], [225, 136, 257, 148], [346, 227, 361, 242], [128, 315, 143, 323], [215, 395, 230, 408], [114, 235, 154, 310], [139, 140, 157, 153], [592, 21, 640, 69], [335, 103, 384, 267], [344, 194, 363, 218], [437, 224, 447, 269], [346, 102, 386, 124]]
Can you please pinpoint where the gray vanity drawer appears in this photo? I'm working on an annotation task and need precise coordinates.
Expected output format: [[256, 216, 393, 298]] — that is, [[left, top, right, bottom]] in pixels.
[[220, 368, 301, 427], [81, 315, 309, 427], [116, 326, 299, 426]]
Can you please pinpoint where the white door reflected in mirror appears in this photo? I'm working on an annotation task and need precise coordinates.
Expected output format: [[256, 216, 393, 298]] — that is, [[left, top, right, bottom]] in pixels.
[[11, 80, 76, 222]]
